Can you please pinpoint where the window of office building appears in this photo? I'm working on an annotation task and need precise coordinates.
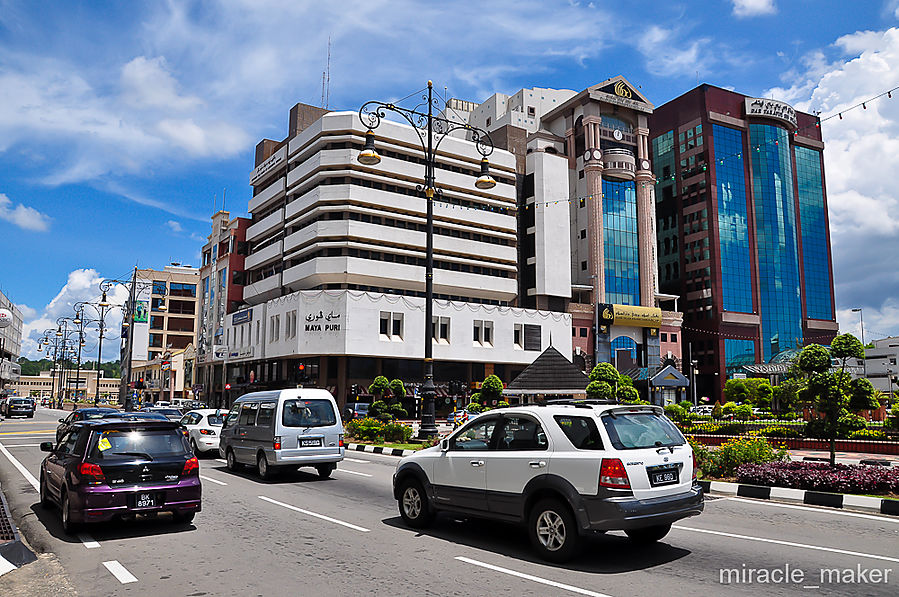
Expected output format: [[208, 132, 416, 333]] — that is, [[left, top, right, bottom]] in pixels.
[[795, 146, 833, 321], [724, 339, 756, 378], [170, 283, 197, 297], [713, 124, 753, 313], [152, 280, 167, 295], [380, 312, 404, 341], [473, 320, 494, 347], [432, 316, 450, 344], [602, 179, 640, 306], [750, 124, 803, 360]]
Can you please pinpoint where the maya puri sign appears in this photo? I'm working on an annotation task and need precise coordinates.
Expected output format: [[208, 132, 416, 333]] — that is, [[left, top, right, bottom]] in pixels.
[[597, 304, 663, 328]]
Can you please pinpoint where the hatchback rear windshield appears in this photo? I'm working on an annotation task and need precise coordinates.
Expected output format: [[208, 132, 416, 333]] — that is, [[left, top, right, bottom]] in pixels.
[[600, 412, 685, 450], [206, 415, 224, 426], [89, 428, 189, 460], [282, 399, 336, 428], [153, 409, 182, 417], [12, 399, 31, 405]]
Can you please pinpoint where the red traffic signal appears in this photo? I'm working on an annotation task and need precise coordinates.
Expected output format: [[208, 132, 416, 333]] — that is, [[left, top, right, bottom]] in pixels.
[[225, 383, 231, 390], [298, 363, 306, 371]]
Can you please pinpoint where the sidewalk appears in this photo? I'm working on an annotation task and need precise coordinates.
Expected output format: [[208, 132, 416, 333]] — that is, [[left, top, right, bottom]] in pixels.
[[788, 449, 897, 467]]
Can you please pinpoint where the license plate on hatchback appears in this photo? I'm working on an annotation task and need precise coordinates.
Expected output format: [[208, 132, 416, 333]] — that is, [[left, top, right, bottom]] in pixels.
[[299, 438, 322, 447], [647, 466, 679, 487], [135, 492, 157, 508]]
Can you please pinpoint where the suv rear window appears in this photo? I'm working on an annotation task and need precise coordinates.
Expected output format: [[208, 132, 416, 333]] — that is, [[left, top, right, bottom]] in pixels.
[[282, 399, 336, 427], [600, 412, 685, 450], [89, 428, 190, 460], [554, 415, 604, 450]]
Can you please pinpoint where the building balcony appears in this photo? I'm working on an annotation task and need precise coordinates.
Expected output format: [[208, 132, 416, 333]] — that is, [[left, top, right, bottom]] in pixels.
[[243, 273, 282, 304], [602, 148, 636, 181], [245, 239, 283, 270], [247, 207, 284, 242], [248, 175, 285, 214]]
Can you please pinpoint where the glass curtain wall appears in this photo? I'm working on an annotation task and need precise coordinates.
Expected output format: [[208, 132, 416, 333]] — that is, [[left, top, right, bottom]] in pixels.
[[749, 124, 803, 360], [602, 179, 640, 306], [724, 338, 756, 378], [795, 146, 833, 321]]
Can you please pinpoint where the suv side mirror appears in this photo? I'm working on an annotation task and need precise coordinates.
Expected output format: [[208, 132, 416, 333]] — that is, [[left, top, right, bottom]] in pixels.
[[40, 442, 54, 452], [440, 439, 450, 452], [58, 418, 65, 423]]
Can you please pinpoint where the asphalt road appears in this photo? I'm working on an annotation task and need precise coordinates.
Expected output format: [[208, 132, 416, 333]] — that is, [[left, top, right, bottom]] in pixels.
[[1, 408, 897, 596]]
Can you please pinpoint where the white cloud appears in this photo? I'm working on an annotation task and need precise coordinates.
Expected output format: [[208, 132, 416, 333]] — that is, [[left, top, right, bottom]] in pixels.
[[120, 56, 202, 112], [20, 269, 129, 361], [0, 192, 51, 231], [635, 25, 712, 78], [732, 0, 777, 18], [166, 220, 184, 233], [766, 27, 899, 339]]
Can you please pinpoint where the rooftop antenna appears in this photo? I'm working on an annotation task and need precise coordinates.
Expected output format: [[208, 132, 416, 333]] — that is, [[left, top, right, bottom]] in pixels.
[[321, 35, 331, 109], [222, 188, 226, 213]]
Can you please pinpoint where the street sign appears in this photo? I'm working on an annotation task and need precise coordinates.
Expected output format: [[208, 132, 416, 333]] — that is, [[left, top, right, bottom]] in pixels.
[[161, 361, 171, 371], [0, 309, 12, 329]]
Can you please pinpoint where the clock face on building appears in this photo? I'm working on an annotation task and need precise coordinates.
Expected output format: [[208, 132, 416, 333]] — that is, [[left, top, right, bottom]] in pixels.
[[583, 150, 591, 162], [641, 159, 650, 170], [613, 129, 624, 141], [593, 149, 603, 161]]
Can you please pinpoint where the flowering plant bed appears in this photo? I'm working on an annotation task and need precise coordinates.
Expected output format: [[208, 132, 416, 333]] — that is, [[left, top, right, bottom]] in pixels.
[[735, 461, 899, 496]]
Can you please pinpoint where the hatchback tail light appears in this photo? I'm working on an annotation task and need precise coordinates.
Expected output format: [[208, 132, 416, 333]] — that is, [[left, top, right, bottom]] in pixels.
[[273, 436, 282, 451], [199, 428, 216, 435], [599, 458, 631, 489], [181, 456, 199, 477], [79, 462, 105, 484]]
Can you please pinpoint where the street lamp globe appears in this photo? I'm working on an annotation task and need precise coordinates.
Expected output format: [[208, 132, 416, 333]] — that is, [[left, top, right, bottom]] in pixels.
[[474, 158, 497, 190], [357, 130, 382, 166]]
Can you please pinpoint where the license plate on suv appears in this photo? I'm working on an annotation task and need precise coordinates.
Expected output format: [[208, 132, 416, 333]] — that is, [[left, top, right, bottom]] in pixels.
[[647, 465, 679, 487], [299, 438, 322, 447], [134, 492, 157, 508]]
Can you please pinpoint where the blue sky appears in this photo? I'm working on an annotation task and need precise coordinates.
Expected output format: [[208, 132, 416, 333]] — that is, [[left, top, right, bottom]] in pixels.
[[3, 0, 899, 358]]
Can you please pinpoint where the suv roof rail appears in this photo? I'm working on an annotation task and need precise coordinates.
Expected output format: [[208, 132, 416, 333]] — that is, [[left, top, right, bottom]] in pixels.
[[544, 398, 620, 407]]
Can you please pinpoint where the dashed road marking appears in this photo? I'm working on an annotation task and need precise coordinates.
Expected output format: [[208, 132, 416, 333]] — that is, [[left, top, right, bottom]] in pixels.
[[103, 560, 138, 584], [335, 469, 372, 477], [258, 495, 369, 532], [78, 534, 100, 549], [455, 556, 613, 597], [200, 475, 227, 486]]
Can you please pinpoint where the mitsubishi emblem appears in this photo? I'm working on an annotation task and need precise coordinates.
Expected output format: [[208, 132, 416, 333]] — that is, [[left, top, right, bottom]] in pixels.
[[142, 466, 149, 473]]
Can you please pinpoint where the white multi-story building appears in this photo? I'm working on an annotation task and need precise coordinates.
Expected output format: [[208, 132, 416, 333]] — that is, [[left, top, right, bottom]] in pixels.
[[864, 336, 899, 397], [0, 290, 23, 391], [222, 102, 571, 408]]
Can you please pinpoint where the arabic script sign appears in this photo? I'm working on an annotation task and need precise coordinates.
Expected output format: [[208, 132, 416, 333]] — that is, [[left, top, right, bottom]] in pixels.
[[744, 98, 797, 129], [304, 310, 341, 332]]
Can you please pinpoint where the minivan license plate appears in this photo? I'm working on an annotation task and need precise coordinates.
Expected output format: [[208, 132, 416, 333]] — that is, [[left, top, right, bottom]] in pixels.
[[649, 468, 678, 487], [136, 493, 156, 508], [300, 438, 322, 447]]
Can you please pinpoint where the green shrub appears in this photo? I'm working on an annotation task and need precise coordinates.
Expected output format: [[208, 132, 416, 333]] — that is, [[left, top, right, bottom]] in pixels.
[[715, 422, 745, 435], [617, 385, 640, 402], [495, 400, 510, 409], [621, 395, 650, 405], [777, 412, 801, 421], [838, 412, 867, 436], [734, 404, 753, 421], [369, 400, 393, 421], [711, 403, 723, 419], [692, 435, 789, 478], [586, 380, 613, 400], [848, 429, 886, 440], [383, 422, 413, 443], [388, 404, 408, 420], [347, 417, 385, 442], [722, 402, 738, 417], [886, 416, 899, 431], [466, 401, 485, 413], [677, 400, 693, 410], [760, 425, 803, 438], [664, 403, 688, 422]]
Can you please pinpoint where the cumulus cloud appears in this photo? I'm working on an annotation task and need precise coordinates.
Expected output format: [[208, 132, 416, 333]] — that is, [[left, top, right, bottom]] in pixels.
[[732, 0, 777, 18], [20, 269, 129, 361], [635, 25, 713, 78], [766, 27, 899, 338], [166, 220, 184, 233], [0, 192, 51, 231]]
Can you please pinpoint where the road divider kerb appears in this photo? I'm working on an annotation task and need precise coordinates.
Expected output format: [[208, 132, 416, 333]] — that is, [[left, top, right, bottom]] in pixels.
[[347, 443, 416, 457], [717, 497, 899, 523], [699, 479, 897, 516]]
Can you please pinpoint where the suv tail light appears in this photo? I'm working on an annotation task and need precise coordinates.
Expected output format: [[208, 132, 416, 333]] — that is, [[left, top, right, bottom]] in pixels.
[[599, 458, 631, 489], [181, 456, 199, 477], [692, 451, 698, 482], [199, 428, 216, 435], [79, 462, 105, 484], [273, 436, 282, 451]]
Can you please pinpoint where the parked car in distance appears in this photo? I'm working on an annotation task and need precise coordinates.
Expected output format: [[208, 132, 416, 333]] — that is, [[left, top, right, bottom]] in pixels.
[[3, 397, 35, 418], [56, 408, 119, 442], [393, 401, 703, 563], [39, 419, 201, 533], [102, 412, 168, 422], [343, 402, 370, 420], [180, 409, 225, 455], [140, 407, 184, 421], [220, 389, 344, 480], [445, 409, 479, 427]]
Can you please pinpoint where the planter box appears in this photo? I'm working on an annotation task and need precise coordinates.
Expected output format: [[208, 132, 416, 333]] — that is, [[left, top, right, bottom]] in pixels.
[[690, 434, 899, 456]]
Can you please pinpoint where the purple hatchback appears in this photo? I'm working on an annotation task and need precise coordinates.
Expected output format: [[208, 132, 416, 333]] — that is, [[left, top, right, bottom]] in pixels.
[[39, 419, 202, 534]]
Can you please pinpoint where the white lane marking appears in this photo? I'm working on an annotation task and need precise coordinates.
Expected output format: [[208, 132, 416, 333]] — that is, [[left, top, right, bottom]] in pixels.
[[673, 526, 899, 563], [199, 475, 227, 486], [2, 443, 42, 447], [334, 469, 372, 477], [0, 442, 39, 490], [102, 560, 138, 584], [77, 533, 100, 549], [455, 556, 613, 597], [719, 496, 899, 523], [258, 495, 369, 532], [215, 458, 227, 464], [343, 457, 369, 463], [0, 554, 16, 576]]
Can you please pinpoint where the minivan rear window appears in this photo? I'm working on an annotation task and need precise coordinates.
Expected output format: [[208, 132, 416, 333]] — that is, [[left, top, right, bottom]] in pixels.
[[89, 428, 189, 460], [282, 399, 336, 428], [600, 412, 685, 450]]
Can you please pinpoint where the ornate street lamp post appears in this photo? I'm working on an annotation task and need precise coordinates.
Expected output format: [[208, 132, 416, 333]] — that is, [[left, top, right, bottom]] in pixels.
[[358, 81, 496, 437]]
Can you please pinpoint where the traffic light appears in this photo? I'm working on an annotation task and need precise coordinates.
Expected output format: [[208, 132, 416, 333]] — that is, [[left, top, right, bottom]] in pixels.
[[298, 362, 308, 383]]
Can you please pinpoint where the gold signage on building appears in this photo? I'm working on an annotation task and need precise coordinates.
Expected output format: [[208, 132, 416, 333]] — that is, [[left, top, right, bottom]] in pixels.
[[614, 81, 632, 99], [611, 305, 662, 328]]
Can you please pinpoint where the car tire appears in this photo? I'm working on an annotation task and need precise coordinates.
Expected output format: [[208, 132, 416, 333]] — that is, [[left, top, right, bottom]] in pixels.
[[625, 524, 671, 545], [190, 439, 199, 455], [225, 448, 241, 472], [316, 463, 335, 479], [257, 452, 274, 480], [39, 472, 52, 509], [528, 498, 580, 563], [60, 490, 79, 535], [173, 511, 196, 524], [397, 478, 434, 529]]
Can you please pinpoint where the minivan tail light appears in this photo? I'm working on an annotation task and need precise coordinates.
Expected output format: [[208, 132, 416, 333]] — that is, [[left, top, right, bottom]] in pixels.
[[181, 456, 199, 477], [79, 462, 105, 484], [599, 458, 630, 489], [339, 434, 344, 448], [273, 436, 281, 451]]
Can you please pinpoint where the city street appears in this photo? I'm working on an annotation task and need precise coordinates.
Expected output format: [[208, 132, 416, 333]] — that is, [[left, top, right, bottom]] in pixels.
[[0, 407, 897, 596]]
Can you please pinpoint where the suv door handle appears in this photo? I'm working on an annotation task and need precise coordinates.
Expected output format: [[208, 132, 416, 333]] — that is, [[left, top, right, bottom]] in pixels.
[[469, 460, 484, 467], [528, 460, 546, 468]]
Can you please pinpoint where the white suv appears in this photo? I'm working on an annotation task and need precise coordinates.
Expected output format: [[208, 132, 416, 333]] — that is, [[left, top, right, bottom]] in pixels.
[[392, 401, 703, 562]]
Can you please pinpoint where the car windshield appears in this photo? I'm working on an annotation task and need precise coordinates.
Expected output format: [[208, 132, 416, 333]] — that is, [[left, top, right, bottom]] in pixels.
[[154, 409, 182, 417], [282, 399, 337, 428], [89, 428, 188, 460], [83, 410, 116, 420], [12, 399, 30, 405], [206, 415, 224, 426], [600, 411, 685, 450]]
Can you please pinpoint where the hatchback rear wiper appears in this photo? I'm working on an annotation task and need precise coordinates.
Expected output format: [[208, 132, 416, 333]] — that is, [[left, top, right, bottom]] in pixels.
[[109, 451, 154, 461]]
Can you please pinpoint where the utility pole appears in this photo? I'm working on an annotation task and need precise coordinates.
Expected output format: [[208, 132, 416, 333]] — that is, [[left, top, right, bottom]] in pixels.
[[121, 266, 138, 410]]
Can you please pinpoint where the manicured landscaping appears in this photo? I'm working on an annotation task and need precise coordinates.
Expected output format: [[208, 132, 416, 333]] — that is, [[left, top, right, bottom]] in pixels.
[[735, 461, 899, 497]]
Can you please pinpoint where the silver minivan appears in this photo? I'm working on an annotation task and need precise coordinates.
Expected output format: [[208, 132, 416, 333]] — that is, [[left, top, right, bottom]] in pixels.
[[219, 389, 345, 479]]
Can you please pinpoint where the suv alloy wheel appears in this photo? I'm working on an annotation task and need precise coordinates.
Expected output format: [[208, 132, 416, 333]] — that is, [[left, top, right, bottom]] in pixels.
[[397, 478, 434, 528], [528, 498, 580, 563]]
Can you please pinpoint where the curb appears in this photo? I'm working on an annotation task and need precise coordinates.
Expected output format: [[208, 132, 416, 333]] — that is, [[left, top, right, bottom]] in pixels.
[[0, 482, 36, 577], [347, 443, 417, 457], [699, 480, 898, 516]]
